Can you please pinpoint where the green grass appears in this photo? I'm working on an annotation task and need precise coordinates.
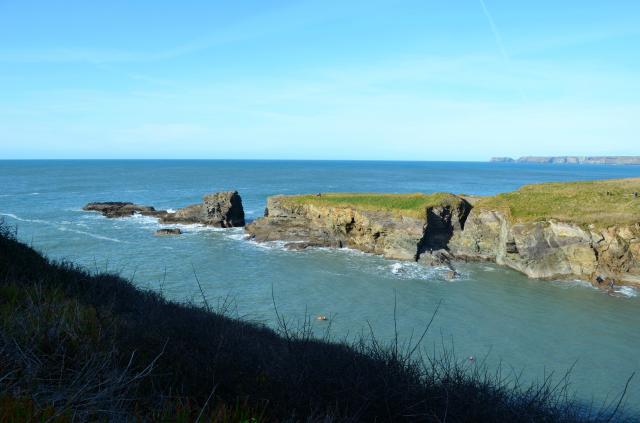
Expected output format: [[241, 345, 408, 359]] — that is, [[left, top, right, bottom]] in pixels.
[[475, 178, 640, 227], [285, 192, 465, 218]]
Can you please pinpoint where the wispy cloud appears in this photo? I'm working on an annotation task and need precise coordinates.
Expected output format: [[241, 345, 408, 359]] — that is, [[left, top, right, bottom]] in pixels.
[[478, 0, 509, 63]]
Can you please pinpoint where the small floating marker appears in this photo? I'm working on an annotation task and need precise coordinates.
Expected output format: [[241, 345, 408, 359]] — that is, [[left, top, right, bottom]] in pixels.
[[468, 356, 475, 362]]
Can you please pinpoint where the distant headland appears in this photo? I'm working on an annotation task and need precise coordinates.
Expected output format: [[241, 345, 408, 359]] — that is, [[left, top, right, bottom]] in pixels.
[[490, 156, 640, 165]]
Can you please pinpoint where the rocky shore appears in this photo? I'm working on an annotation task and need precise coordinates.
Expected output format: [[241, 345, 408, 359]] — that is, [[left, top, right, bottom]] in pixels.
[[83, 180, 640, 290], [246, 180, 640, 290]]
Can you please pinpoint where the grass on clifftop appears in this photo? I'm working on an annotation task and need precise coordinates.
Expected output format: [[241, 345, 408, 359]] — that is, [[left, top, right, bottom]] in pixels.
[[0, 223, 634, 422], [475, 178, 640, 227], [286, 192, 464, 218]]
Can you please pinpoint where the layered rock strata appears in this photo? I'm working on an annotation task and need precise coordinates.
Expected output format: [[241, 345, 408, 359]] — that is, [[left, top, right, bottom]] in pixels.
[[246, 195, 640, 288], [448, 210, 640, 287], [245, 195, 471, 262]]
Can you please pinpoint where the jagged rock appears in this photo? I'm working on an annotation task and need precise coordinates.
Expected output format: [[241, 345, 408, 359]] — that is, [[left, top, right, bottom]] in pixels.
[[417, 249, 453, 266], [161, 191, 245, 228], [84, 191, 245, 228], [83, 202, 158, 218], [284, 241, 337, 251], [449, 209, 640, 287], [155, 228, 182, 236], [246, 195, 471, 261]]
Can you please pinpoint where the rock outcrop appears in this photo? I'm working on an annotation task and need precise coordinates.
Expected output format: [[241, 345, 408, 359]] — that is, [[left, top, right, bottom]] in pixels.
[[161, 191, 245, 228], [84, 191, 245, 228], [245, 195, 471, 261], [246, 192, 640, 289], [83, 202, 158, 218], [449, 210, 640, 287], [155, 228, 182, 236]]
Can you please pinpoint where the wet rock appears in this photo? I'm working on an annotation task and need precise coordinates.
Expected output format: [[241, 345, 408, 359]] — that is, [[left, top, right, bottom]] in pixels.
[[155, 228, 182, 236], [444, 270, 459, 280], [417, 248, 453, 266], [162, 191, 245, 228], [83, 202, 158, 218], [84, 191, 245, 228]]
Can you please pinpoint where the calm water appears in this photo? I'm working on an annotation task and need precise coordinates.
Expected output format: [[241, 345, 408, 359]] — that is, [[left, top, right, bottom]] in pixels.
[[1, 160, 639, 410]]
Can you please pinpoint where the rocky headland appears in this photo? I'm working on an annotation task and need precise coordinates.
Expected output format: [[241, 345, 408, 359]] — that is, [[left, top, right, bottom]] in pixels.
[[246, 179, 640, 289], [491, 156, 640, 165], [83, 190, 245, 228]]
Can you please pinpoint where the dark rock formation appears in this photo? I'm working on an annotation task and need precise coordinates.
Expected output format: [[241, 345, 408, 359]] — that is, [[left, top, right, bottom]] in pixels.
[[83, 202, 158, 218], [84, 191, 245, 228], [161, 191, 245, 228], [155, 228, 182, 236]]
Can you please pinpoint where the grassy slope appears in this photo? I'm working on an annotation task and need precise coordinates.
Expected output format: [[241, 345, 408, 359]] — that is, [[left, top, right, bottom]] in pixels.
[[284, 178, 640, 227], [475, 178, 640, 227], [0, 225, 631, 422], [285, 193, 464, 218]]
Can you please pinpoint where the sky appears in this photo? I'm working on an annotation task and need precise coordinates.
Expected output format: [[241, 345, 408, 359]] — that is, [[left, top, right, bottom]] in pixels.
[[0, 0, 639, 160]]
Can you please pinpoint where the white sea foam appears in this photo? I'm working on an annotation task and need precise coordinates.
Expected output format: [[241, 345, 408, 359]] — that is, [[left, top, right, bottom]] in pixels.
[[0, 212, 49, 225], [226, 232, 249, 241], [384, 261, 464, 281], [57, 226, 124, 243], [613, 286, 637, 298], [551, 279, 597, 291], [126, 213, 160, 226], [247, 239, 290, 251], [0, 212, 124, 243]]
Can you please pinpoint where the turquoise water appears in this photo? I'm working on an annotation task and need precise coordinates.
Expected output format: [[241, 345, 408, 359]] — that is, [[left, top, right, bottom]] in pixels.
[[1, 160, 639, 410]]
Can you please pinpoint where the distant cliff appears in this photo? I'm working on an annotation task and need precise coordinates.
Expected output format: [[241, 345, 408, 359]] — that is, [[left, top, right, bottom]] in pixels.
[[490, 156, 640, 165]]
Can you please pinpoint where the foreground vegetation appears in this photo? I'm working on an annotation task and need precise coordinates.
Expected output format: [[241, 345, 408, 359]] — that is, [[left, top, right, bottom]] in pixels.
[[0, 224, 633, 422], [287, 192, 465, 218], [475, 178, 640, 227]]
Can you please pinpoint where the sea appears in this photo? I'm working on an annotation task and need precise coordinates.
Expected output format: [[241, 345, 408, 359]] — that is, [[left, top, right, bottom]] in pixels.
[[1, 160, 639, 410]]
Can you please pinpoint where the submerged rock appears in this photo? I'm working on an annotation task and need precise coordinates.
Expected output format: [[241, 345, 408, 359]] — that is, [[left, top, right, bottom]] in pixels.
[[155, 228, 182, 236]]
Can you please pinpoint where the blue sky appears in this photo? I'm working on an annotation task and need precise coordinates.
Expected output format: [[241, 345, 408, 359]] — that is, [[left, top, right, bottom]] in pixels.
[[0, 0, 639, 160]]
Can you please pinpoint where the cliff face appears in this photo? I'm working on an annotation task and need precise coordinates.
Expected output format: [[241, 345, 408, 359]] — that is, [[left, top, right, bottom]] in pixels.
[[448, 209, 640, 287], [245, 195, 471, 261], [246, 192, 640, 288]]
